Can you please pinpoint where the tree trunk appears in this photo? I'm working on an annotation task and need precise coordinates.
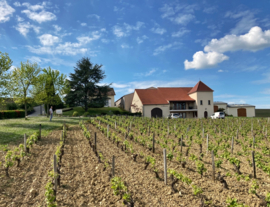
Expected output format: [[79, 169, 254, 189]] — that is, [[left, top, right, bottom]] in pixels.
[[47, 103, 49, 118], [85, 96, 88, 112], [25, 100, 27, 120]]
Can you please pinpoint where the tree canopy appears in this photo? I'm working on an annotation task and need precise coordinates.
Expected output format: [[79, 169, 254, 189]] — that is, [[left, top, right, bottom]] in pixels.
[[0, 52, 13, 102], [65, 57, 110, 112], [10, 60, 41, 119]]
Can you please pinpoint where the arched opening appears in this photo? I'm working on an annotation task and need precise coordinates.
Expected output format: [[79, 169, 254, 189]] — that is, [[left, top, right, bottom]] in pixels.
[[238, 108, 246, 117], [204, 111, 208, 118], [151, 108, 162, 118]]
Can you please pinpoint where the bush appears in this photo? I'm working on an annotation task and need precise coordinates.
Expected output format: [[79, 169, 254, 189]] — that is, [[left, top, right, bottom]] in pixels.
[[113, 111, 121, 115], [0, 110, 25, 119], [72, 111, 78, 117], [83, 112, 89, 117], [6, 103, 18, 110]]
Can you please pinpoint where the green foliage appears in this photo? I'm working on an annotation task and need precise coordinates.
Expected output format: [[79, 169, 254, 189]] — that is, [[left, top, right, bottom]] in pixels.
[[9, 60, 41, 118], [111, 177, 127, 195], [249, 180, 259, 195], [0, 110, 25, 119], [196, 160, 207, 177], [26, 131, 39, 149], [73, 111, 78, 117], [45, 181, 57, 207], [65, 57, 110, 111], [0, 51, 12, 99], [226, 197, 246, 207], [4, 150, 14, 168], [215, 160, 223, 168], [192, 185, 203, 196], [166, 151, 174, 161]]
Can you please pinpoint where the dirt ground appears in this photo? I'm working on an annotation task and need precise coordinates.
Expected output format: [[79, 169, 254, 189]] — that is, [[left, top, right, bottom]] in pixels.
[[1, 120, 269, 207]]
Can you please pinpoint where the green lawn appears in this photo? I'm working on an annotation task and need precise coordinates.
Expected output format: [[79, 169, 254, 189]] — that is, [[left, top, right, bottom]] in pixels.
[[0, 116, 89, 151], [62, 106, 126, 116]]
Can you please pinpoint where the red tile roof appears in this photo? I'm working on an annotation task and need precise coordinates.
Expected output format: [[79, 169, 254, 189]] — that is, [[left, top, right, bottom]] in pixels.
[[135, 87, 195, 105], [188, 81, 213, 94]]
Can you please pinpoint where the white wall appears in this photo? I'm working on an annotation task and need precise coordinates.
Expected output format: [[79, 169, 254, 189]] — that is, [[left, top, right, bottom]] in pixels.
[[227, 107, 255, 117], [189, 92, 214, 118], [143, 105, 170, 118], [130, 91, 143, 113]]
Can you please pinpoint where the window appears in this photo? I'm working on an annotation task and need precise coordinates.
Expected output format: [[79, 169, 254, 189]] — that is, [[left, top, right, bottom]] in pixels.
[[200, 100, 203, 105], [208, 100, 211, 105]]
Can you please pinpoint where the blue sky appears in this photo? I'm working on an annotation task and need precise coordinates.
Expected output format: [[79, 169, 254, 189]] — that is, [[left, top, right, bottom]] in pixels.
[[1, 0, 270, 108]]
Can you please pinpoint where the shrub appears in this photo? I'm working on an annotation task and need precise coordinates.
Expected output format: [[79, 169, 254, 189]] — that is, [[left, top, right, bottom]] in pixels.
[[6, 103, 18, 110], [0, 110, 25, 119], [114, 111, 121, 115], [83, 112, 89, 117], [72, 111, 78, 117]]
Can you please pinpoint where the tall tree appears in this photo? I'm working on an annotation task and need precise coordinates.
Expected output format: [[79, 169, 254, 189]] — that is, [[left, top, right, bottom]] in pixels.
[[0, 52, 13, 104], [32, 67, 69, 117], [65, 57, 109, 112], [10, 60, 41, 119]]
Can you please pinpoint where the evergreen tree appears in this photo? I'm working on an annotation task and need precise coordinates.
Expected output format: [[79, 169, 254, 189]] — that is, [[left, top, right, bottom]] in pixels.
[[65, 57, 110, 112]]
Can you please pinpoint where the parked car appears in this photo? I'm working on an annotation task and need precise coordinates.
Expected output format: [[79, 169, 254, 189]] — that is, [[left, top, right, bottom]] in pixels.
[[168, 113, 180, 119], [211, 112, 225, 119]]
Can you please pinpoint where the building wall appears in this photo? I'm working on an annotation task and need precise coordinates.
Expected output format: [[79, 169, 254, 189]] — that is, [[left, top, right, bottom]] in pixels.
[[227, 107, 238, 117], [123, 93, 134, 112], [227, 107, 255, 117], [108, 95, 115, 107], [214, 103, 227, 111], [130, 91, 143, 113], [115, 98, 122, 107], [189, 92, 214, 118], [143, 104, 170, 118]]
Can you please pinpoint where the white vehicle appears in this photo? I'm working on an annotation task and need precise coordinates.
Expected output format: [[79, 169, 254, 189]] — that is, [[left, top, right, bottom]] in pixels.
[[211, 112, 225, 119], [168, 113, 180, 119]]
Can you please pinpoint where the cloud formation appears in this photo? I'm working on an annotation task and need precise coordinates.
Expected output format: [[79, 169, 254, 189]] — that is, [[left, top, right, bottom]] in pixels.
[[39, 34, 60, 46], [185, 26, 270, 69], [0, 1, 15, 23], [14, 22, 40, 36], [113, 22, 144, 37], [22, 9, 57, 23]]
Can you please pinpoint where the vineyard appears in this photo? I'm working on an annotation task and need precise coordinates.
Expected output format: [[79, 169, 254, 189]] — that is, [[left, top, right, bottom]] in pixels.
[[1, 116, 270, 207]]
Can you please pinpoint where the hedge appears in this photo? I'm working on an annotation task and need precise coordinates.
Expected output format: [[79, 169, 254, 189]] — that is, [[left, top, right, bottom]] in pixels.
[[0, 110, 25, 119]]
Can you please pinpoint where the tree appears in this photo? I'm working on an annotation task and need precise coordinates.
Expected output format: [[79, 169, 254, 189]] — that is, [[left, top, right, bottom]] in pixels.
[[10, 61, 41, 119], [0, 52, 13, 104], [32, 67, 69, 117], [65, 57, 109, 112]]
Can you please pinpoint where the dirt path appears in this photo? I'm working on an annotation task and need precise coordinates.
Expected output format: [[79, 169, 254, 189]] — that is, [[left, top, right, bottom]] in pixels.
[[0, 131, 61, 207]]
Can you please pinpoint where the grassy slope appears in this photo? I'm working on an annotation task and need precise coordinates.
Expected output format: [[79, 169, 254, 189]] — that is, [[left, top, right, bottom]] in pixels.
[[0, 116, 89, 150], [62, 106, 125, 116]]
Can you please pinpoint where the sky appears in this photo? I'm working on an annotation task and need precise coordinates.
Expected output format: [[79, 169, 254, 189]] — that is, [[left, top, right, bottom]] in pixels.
[[1, 0, 270, 108]]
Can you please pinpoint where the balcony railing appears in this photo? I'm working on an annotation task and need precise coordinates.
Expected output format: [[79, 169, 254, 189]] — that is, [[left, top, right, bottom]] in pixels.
[[170, 106, 197, 110]]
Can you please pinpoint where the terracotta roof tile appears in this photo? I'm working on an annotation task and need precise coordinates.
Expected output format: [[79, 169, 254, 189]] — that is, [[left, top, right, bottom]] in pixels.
[[188, 81, 213, 94], [135, 87, 195, 105]]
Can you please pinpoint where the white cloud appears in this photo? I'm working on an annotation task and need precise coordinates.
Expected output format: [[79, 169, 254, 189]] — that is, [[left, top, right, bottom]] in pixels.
[[27, 29, 104, 56], [184, 51, 229, 70], [117, 79, 197, 94], [225, 10, 257, 35], [112, 22, 144, 38], [172, 28, 190, 37], [0, 1, 15, 23], [121, 44, 133, 49], [203, 6, 217, 14], [252, 73, 270, 84], [101, 39, 109, 43], [261, 88, 270, 94], [136, 35, 148, 44], [217, 69, 228, 72], [172, 14, 195, 25], [13, 2, 21, 7], [22, 9, 56, 23], [111, 83, 129, 88], [153, 42, 181, 56], [38, 34, 59, 46], [16, 15, 24, 22], [87, 14, 100, 20], [135, 69, 157, 77], [160, 3, 197, 25], [9, 65, 16, 71], [14, 22, 40, 36], [185, 26, 270, 69], [81, 22, 87, 26], [205, 26, 270, 53], [53, 25, 61, 32], [151, 27, 166, 35], [21, 2, 47, 11]]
